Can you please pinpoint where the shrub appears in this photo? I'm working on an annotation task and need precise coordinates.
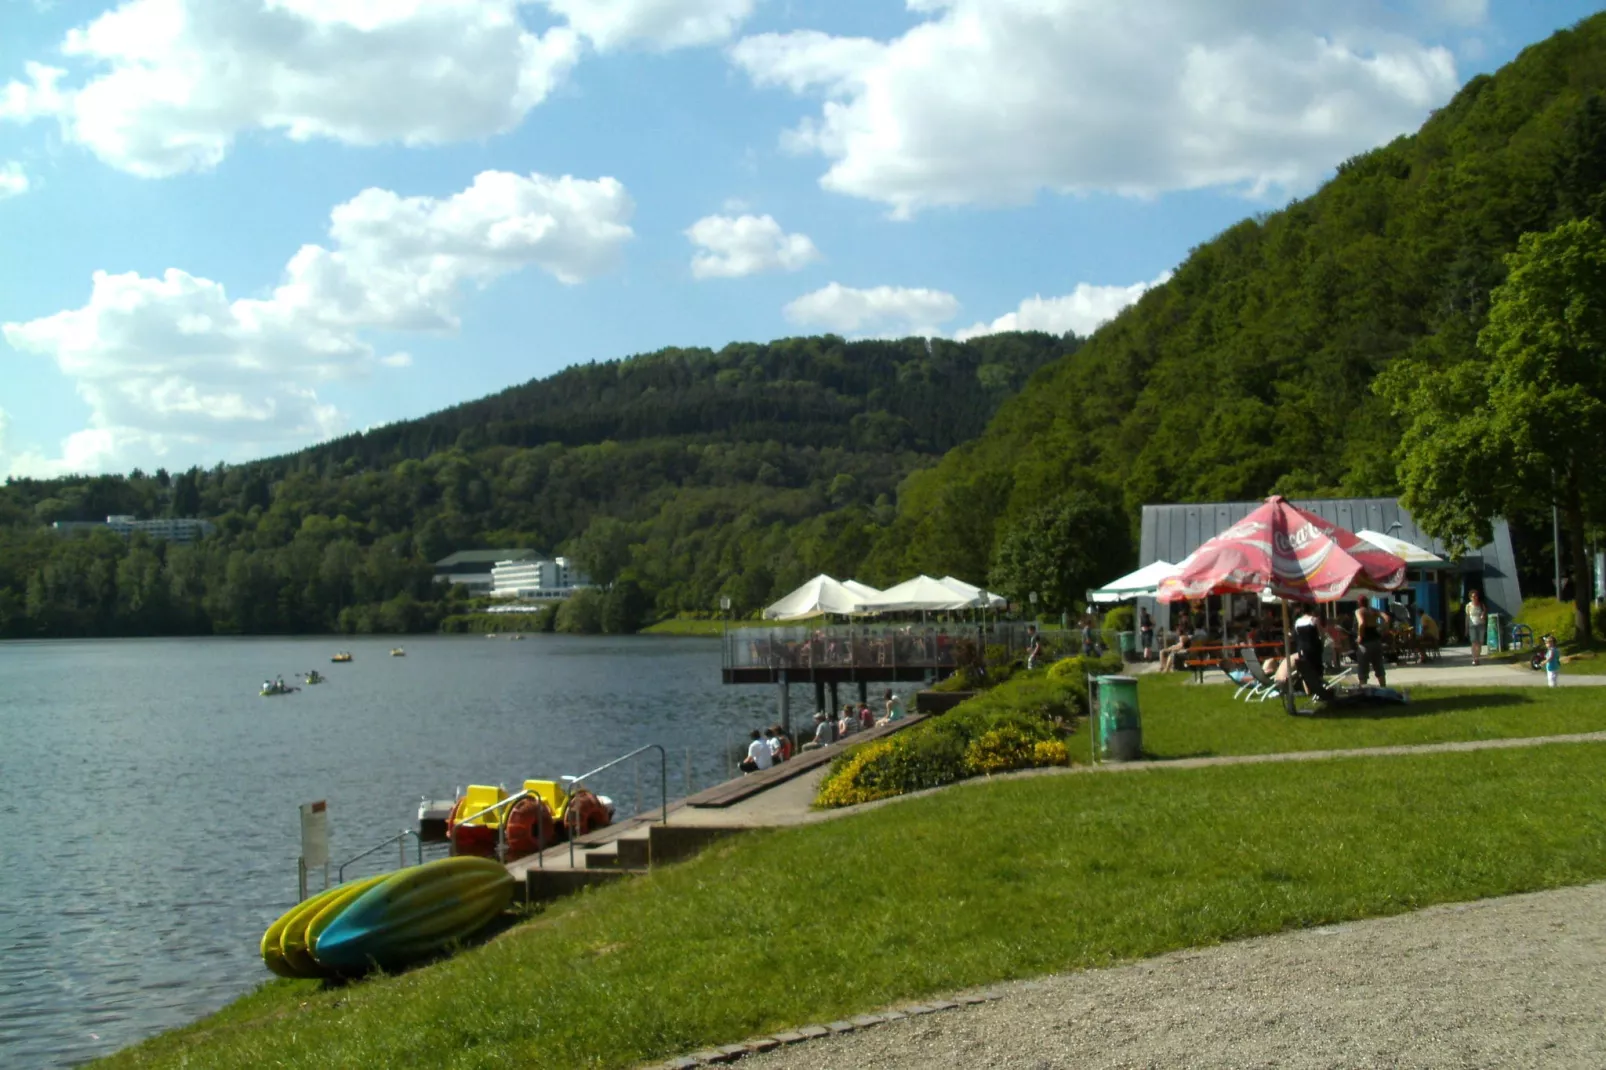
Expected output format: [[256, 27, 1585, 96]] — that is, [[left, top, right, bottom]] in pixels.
[[1047, 651, 1123, 682], [814, 672, 1088, 808], [964, 726, 1038, 774], [1033, 739, 1070, 766]]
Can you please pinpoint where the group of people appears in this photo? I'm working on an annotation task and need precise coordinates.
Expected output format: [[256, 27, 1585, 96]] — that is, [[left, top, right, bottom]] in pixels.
[[1152, 593, 1483, 695], [739, 690, 906, 773]]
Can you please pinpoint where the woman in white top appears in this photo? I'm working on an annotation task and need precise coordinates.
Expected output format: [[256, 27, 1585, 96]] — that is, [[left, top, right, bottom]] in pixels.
[[1465, 591, 1487, 666]]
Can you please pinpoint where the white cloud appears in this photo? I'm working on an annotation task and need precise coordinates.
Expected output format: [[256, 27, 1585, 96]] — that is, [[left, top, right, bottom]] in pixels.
[[686, 213, 820, 279], [955, 271, 1173, 341], [783, 282, 959, 338], [0, 161, 28, 198], [0, 0, 582, 177], [731, 0, 1463, 216], [0, 0, 764, 176], [2, 170, 634, 473], [540, 0, 759, 52]]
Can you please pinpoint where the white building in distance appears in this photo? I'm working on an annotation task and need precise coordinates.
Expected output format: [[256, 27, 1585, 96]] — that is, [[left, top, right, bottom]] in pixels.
[[52, 514, 215, 543], [490, 556, 594, 600]]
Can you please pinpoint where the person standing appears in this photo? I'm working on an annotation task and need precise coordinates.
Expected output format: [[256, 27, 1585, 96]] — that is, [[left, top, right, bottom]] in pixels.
[[1293, 605, 1326, 697], [1465, 590, 1487, 666], [1025, 625, 1042, 669], [1140, 609, 1155, 661], [1543, 634, 1562, 687], [1355, 604, 1386, 687]]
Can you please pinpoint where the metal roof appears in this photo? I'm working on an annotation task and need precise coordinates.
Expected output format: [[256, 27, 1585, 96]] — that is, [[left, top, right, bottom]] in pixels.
[[433, 548, 541, 568], [1138, 497, 1522, 618]]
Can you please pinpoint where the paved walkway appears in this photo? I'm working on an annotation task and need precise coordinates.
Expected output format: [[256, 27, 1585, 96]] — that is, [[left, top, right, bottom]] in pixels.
[[736, 881, 1606, 1070]]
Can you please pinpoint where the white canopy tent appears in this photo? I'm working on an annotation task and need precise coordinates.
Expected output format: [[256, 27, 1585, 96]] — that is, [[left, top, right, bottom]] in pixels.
[[861, 574, 974, 613], [938, 576, 1007, 609], [761, 574, 866, 621], [1356, 530, 1446, 567], [841, 578, 883, 601], [1088, 560, 1178, 603]]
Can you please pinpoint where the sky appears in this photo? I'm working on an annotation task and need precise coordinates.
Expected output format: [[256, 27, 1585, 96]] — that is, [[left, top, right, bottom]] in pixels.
[[0, 0, 1600, 479]]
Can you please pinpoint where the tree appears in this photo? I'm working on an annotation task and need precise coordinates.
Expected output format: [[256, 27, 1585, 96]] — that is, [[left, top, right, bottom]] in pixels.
[[1389, 218, 1606, 641], [987, 492, 1131, 613]]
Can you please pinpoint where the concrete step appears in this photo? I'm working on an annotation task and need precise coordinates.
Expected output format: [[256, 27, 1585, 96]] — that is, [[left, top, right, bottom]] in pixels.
[[583, 837, 650, 870]]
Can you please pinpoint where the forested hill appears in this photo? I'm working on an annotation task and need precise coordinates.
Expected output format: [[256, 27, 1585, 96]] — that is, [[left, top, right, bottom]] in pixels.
[[858, 13, 1606, 607], [273, 335, 1050, 469], [0, 333, 1069, 636]]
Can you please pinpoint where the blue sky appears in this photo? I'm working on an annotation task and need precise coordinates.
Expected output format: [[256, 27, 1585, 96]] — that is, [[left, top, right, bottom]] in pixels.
[[0, 0, 1600, 477]]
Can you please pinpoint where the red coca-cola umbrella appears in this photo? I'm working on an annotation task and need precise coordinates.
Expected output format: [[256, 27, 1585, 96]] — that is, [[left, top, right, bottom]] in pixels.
[[1157, 496, 1408, 713], [1159, 496, 1407, 604]]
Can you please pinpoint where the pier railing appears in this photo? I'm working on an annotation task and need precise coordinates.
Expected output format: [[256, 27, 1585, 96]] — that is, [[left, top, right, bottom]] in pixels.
[[721, 622, 1071, 675]]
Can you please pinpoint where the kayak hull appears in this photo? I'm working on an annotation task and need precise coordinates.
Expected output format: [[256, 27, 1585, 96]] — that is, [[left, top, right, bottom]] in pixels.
[[312, 857, 515, 974]]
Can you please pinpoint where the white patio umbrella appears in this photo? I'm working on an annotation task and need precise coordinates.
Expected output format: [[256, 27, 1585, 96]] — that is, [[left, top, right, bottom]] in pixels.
[[1355, 530, 1446, 567], [1087, 560, 1178, 603], [761, 575, 867, 621]]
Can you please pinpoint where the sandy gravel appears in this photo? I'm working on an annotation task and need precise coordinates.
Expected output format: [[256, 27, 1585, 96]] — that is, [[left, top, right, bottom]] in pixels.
[[738, 882, 1606, 1070]]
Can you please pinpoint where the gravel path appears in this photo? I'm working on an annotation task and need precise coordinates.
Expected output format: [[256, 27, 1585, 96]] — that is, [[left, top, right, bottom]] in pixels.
[[738, 882, 1606, 1070]]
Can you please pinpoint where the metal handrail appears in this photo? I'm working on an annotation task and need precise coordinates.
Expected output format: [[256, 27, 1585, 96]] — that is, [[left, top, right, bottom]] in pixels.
[[562, 743, 669, 868], [563, 744, 668, 822], [335, 828, 426, 883]]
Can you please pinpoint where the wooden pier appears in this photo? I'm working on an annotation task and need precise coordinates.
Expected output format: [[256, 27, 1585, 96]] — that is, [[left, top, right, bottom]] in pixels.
[[720, 622, 1040, 730]]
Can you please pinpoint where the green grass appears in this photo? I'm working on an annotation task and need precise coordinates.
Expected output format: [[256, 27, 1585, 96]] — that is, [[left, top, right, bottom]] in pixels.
[[1136, 675, 1606, 759], [103, 742, 1606, 1069], [637, 616, 731, 636]]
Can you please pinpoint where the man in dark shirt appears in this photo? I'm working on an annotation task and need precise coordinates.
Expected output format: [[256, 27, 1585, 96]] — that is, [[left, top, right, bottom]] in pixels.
[[1293, 605, 1327, 698]]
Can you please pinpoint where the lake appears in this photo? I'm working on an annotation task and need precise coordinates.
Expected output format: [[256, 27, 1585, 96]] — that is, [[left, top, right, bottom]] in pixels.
[[0, 634, 783, 1068]]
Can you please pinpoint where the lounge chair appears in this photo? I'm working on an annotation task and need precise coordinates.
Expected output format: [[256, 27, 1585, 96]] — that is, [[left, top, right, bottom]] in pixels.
[[1217, 654, 1272, 701]]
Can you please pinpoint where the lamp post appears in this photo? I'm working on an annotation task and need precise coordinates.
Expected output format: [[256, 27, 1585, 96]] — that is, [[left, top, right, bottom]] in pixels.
[[719, 595, 731, 636], [1029, 590, 1038, 623]]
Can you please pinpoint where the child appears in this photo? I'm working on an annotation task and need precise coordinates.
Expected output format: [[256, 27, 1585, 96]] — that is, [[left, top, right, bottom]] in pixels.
[[1544, 634, 1562, 688]]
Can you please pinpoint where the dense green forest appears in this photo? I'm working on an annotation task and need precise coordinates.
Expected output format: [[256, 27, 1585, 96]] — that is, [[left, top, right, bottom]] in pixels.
[[0, 334, 1070, 636], [8, 12, 1606, 638], [860, 13, 1606, 607]]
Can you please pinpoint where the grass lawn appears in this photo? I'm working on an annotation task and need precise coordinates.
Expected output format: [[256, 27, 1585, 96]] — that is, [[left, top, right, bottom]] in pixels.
[[1135, 675, 1606, 760], [103, 742, 1606, 1069]]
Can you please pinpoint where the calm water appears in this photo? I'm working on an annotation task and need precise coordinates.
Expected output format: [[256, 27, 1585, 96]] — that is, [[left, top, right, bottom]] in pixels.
[[0, 634, 772, 1068]]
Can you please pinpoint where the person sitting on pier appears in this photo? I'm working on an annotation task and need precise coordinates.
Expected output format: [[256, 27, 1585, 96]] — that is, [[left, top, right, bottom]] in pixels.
[[837, 704, 859, 739], [740, 729, 773, 774], [771, 724, 794, 762], [801, 712, 834, 751], [857, 702, 875, 731], [878, 688, 905, 725]]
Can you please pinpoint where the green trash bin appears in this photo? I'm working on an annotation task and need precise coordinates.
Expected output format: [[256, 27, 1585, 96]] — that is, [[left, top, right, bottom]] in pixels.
[[1486, 613, 1503, 653], [1097, 674, 1142, 762], [1116, 630, 1137, 661]]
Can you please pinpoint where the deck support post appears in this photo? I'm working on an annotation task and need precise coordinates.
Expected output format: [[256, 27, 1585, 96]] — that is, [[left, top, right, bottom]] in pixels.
[[857, 680, 868, 704], [828, 681, 839, 716], [779, 671, 791, 735], [814, 680, 826, 717]]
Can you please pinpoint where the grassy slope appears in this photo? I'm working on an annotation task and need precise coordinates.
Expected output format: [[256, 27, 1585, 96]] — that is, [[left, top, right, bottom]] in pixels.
[[105, 740, 1606, 1069], [1136, 676, 1606, 758]]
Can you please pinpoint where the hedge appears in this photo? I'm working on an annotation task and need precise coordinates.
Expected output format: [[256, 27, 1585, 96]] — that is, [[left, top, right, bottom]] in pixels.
[[814, 656, 1120, 808]]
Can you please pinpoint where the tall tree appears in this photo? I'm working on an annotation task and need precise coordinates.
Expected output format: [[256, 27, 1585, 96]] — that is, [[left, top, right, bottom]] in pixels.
[[1388, 218, 1606, 641], [987, 492, 1131, 613]]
